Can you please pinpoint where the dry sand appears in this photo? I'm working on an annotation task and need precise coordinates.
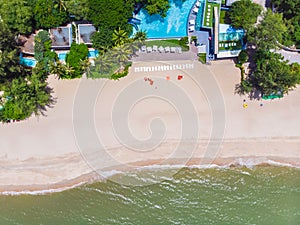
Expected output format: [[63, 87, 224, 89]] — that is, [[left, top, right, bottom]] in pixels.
[[0, 60, 299, 192]]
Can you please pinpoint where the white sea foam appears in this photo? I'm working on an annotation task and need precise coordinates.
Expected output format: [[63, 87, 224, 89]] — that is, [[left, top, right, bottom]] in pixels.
[[100, 170, 124, 178], [1, 182, 86, 196], [2, 159, 298, 196]]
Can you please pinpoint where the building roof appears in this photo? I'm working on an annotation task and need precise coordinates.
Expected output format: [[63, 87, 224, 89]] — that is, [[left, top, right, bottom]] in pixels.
[[219, 24, 244, 41], [18, 34, 35, 54], [50, 25, 72, 48], [226, 0, 239, 6], [78, 24, 96, 45]]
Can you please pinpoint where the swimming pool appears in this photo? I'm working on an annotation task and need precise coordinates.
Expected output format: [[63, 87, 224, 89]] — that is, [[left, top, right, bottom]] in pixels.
[[20, 56, 37, 67], [133, 0, 197, 38], [58, 52, 67, 61], [88, 49, 99, 58], [58, 50, 99, 61]]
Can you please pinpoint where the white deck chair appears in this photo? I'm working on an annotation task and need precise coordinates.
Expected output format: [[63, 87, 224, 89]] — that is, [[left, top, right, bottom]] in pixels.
[[177, 47, 182, 54], [158, 46, 164, 53], [141, 45, 146, 52]]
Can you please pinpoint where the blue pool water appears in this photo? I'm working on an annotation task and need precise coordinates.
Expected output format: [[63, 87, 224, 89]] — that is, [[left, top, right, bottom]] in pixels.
[[20, 56, 37, 67], [58, 53, 67, 61], [58, 50, 99, 61], [88, 49, 99, 58], [134, 0, 197, 38]]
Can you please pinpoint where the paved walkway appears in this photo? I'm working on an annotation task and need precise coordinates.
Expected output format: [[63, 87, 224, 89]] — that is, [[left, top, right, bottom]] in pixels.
[[132, 51, 198, 62], [277, 50, 300, 64], [187, 0, 211, 60]]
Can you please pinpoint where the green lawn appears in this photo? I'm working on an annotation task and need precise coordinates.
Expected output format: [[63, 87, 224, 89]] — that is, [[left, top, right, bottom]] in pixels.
[[145, 39, 189, 51]]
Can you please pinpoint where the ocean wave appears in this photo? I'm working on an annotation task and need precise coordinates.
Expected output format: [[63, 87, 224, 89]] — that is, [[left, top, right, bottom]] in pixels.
[[1, 158, 299, 196], [0, 182, 86, 196]]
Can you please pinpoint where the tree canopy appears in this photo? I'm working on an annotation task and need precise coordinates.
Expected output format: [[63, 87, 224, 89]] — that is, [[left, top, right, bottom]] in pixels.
[[271, 0, 300, 48], [249, 9, 287, 50], [0, 22, 25, 84], [227, 0, 262, 31], [34, 0, 69, 29], [251, 50, 300, 96], [0, 0, 33, 34], [142, 0, 170, 17], [60, 43, 89, 79], [1, 74, 51, 120]]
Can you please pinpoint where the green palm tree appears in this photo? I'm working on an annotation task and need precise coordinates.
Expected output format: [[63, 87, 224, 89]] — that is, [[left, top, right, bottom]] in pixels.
[[92, 53, 114, 76], [112, 27, 128, 46], [54, 0, 67, 12], [133, 30, 147, 42], [79, 59, 91, 75], [64, 63, 75, 78], [49, 61, 66, 79], [126, 40, 139, 56], [111, 44, 131, 68]]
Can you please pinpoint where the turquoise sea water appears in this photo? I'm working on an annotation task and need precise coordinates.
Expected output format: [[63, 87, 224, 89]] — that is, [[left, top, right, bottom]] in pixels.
[[0, 166, 299, 224]]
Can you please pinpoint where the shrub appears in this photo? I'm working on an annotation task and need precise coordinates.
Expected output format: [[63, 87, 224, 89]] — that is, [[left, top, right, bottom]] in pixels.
[[191, 36, 197, 45], [179, 36, 188, 46], [198, 53, 206, 64], [238, 50, 248, 64], [111, 62, 132, 80], [66, 43, 88, 68]]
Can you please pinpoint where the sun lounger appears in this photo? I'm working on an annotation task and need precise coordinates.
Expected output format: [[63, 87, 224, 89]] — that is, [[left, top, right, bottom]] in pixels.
[[165, 46, 170, 53], [177, 47, 182, 54], [141, 45, 146, 52], [192, 7, 199, 14], [153, 45, 158, 52], [189, 19, 195, 25], [170, 47, 176, 53], [158, 46, 164, 53], [147, 46, 152, 53], [189, 25, 195, 32], [195, 1, 200, 7]]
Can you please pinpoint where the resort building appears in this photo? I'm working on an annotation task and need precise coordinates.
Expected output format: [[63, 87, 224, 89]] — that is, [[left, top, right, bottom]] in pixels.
[[49, 24, 73, 49], [77, 24, 96, 45], [191, 0, 245, 59], [132, 0, 245, 60]]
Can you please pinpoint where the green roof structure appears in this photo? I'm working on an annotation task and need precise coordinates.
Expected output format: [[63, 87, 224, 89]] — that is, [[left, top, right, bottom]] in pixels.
[[202, 0, 221, 28]]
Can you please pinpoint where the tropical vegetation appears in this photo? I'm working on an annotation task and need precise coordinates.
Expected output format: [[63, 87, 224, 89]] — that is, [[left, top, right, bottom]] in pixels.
[[228, 3, 300, 98], [0, 22, 53, 122], [271, 0, 300, 48], [227, 0, 262, 33]]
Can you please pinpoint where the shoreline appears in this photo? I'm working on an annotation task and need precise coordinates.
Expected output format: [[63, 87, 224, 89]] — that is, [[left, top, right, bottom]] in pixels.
[[1, 137, 299, 194], [1, 59, 300, 194], [1, 154, 299, 195]]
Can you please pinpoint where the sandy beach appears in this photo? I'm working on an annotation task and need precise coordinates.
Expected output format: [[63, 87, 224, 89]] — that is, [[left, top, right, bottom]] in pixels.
[[0, 59, 299, 193]]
